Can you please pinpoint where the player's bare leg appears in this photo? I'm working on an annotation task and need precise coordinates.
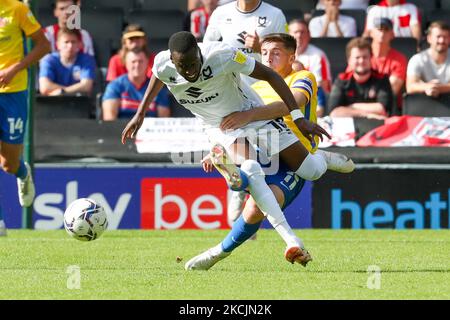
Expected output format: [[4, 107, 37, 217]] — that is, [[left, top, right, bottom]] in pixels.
[[185, 142, 309, 269], [0, 142, 35, 207]]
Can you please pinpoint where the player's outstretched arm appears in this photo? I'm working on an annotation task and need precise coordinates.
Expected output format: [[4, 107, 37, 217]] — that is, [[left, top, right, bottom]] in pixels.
[[248, 61, 331, 142], [220, 101, 288, 130], [121, 75, 164, 144]]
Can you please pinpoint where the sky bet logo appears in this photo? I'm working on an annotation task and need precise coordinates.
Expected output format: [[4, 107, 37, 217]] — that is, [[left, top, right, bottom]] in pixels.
[[141, 178, 229, 229], [331, 189, 450, 229]]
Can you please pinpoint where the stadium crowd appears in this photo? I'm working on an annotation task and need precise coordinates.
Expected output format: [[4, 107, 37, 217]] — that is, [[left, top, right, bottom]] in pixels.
[[34, 0, 450, 119]]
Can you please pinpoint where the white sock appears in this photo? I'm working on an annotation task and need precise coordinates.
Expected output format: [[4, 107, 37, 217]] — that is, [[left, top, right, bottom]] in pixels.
[[241, 160, 299, 247], [295, 153, 327, 181]]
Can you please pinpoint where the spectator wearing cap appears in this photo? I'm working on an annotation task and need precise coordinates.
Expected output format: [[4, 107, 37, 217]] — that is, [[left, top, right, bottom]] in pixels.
[[309, 0, 357, 38], [106, 24, 156, 82], [39, 28, 96, 96], [102, 48, 171, 121], [364, 0, 421, 42], [406, 21, 450, 99], [289, 19, 333, 93], [370, 17, 407, 102], [328, 37, 393, 119], [44, 0, 94, 56], [184, 0, 219, 41]]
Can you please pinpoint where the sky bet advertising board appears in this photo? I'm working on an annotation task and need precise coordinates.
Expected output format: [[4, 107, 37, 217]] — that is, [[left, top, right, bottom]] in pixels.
[[1, 166, 449, 230], [0, 167, 312, 230]]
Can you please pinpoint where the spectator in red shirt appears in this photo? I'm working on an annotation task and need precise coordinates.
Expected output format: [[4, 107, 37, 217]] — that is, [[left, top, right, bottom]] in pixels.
[[106, 24, 155, 82], [184, 0, 219, 41], [370, 17, 407, 100], [329, 37, 393, 119]]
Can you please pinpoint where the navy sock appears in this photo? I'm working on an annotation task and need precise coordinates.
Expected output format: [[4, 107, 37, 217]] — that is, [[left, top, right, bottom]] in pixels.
[[221, 215, 262, 253], [15, 160, 27, 180]]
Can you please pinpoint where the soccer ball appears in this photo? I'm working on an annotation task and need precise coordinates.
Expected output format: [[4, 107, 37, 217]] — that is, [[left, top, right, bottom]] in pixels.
[[64, 198, 108, 241]]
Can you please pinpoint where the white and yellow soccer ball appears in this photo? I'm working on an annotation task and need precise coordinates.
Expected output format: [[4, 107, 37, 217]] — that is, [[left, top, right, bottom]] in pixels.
[[64, 198, 108, 241]]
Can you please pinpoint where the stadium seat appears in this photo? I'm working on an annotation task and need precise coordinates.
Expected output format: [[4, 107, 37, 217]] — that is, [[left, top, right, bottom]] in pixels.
[[35, 95, 95, 119], [309, 37, 351, 79], [311, 9, 367, 36], [128, 10, 185, 40], [81, 8, 125, 64], [390, 37, 418, 60], [441, 0, 450, 9], [264, 0, 318, 13], [283, 10, 304, 24], [427, 9, 450, 27], [408, 0, 438, 10], [149, 38, 169, 53], [403, 94, 450, 117], [37, 7, 55, 30], [93, 37, 114, 69], [81, 0, 135, 12], [36, 0, 53, 10], [136, 0, 187, 12]]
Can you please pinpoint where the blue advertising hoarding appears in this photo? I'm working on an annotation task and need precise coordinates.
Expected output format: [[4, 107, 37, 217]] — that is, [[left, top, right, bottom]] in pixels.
[[0, 165, 312, 230]]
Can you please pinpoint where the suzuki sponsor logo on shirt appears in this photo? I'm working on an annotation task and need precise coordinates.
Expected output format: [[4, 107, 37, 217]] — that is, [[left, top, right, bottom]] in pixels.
[[179, 87, 219, 104]]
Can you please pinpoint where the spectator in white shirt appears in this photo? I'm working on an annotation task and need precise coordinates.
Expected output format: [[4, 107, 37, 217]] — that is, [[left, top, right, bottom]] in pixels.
[[364, 0, 421, 42], [309, 0, 357, 38], [407, 21, 450, 98]]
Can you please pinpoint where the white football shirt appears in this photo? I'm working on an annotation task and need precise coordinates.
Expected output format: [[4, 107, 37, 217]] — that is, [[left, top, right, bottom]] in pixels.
[[203, 0, 287, 62], [152, 41, 267, 130]]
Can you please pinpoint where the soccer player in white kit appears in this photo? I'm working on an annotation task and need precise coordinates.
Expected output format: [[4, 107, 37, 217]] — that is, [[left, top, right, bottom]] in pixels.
[[122, 32, 343, 265], [204, 0, 290, 226], [204, 0, 287, 59]]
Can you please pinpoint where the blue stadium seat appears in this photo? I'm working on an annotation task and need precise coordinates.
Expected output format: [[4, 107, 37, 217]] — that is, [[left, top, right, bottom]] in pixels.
[[128, 10, 184, 40]]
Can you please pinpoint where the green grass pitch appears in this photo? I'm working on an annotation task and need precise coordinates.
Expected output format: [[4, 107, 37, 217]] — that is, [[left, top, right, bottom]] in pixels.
[[0, 229, 449, 300]]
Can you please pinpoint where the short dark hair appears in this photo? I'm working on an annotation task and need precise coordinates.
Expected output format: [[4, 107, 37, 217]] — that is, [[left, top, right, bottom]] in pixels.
[[261, 33, 297, 53], [346, 37, 372, 59], [168, 31, 197, 54]]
